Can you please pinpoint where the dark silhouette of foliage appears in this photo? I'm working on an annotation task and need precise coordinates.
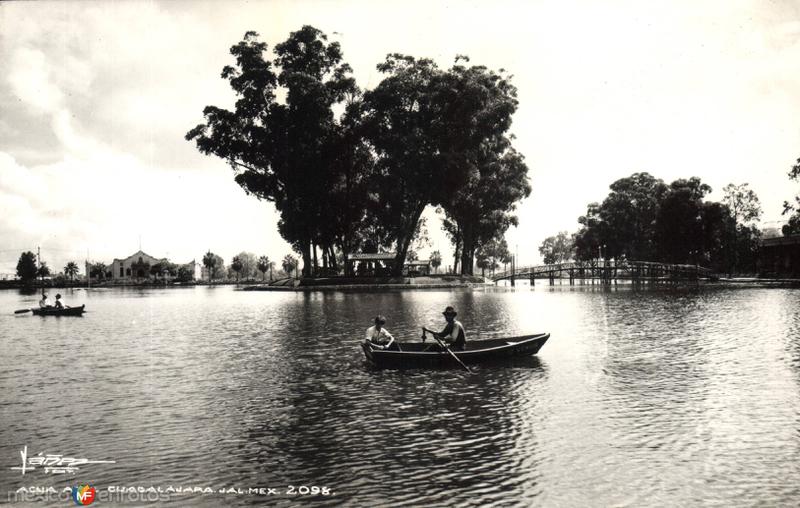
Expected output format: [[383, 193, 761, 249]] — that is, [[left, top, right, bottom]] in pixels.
[[187, 27, 358, 277], [64, 261, 80, 281], [16, 251, 37, 282], [783, 158, 800, 236]]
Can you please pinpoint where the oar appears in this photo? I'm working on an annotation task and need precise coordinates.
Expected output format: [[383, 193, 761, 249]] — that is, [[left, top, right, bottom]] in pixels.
[[423, 328, 471, 373], [14, 309, 32, 314]]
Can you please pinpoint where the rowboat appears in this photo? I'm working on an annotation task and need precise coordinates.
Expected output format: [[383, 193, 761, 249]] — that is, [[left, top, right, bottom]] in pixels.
[[362, 332, 549, 369], [31, 304, 85, 316]]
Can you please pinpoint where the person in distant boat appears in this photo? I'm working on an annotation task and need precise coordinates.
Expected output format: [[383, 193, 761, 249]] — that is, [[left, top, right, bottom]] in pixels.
[[54, 293, 67, 309], [39, 293, 49, 308], [364, 315, 395, 350], [426, 306, 466, 351]]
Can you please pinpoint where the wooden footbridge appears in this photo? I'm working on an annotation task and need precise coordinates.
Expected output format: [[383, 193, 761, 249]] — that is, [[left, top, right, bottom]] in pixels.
[[491, 260, 715, 286]]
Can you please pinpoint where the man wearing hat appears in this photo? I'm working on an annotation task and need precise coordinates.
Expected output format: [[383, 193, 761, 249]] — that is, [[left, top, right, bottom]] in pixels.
[[430, 306, 466, 351], [364, 315, 395, 350]]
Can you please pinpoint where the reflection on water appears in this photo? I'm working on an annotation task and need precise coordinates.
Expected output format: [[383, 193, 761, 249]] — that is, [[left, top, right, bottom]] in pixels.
[[1, 286, 799, 506]]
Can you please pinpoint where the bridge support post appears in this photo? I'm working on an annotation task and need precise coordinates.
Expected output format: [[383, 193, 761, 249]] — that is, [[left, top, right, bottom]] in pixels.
[[549, 271, 554, 286], [569, 269, 574, 286]]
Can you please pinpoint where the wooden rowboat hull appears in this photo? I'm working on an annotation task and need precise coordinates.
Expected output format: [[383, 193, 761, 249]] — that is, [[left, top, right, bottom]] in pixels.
[[31, 304, 85, 316], [362, 332, 549, 369]]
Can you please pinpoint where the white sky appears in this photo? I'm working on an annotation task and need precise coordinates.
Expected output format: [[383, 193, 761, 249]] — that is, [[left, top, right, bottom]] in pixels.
[[1, 0, 799, 275]]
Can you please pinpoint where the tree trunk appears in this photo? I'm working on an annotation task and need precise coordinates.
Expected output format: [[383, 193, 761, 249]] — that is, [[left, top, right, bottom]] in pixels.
[[453, 234, 461, 275], [301, 239, 312, 278], [393, 203, 426, 276], [460, 224, 475, 275]]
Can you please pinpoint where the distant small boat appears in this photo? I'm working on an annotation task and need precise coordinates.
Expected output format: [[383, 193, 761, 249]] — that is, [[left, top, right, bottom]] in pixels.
[[31, 304, 85, 316], [362, 332, 549, 369]]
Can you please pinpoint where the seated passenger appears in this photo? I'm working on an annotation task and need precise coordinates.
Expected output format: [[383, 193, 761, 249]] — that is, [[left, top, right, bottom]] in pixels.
[[364, 315, 395, 350]]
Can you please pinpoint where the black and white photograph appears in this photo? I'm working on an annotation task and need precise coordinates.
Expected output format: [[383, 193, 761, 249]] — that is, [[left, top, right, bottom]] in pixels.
[[2, 0, 800, 505]]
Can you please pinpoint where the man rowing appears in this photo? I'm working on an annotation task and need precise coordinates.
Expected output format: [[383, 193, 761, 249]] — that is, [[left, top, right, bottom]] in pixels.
[[364, 315, 396, 350], [424, 306, 466, 351]]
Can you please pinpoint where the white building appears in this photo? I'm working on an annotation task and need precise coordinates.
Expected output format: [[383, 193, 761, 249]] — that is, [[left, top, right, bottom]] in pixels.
[[107, 250, 201, 281]]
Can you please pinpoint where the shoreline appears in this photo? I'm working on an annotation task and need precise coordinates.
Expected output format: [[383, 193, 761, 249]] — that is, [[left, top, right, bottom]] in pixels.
[[2, 277, 798, 291]]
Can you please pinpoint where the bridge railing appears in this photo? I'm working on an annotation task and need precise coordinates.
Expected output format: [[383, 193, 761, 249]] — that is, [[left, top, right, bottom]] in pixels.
[[492, 259, 714, 281]]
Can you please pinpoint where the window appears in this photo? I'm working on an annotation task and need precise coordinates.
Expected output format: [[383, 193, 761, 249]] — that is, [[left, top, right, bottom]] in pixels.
[[120, 266, 124, 277], [126, 268, 131, 276]]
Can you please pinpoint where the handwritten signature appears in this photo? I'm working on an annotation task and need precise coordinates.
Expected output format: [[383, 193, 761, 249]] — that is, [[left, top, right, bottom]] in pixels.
[[10, 446, 116, 475]]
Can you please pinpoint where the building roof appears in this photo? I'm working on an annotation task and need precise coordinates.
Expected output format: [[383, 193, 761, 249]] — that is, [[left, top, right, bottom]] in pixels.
[[405, 260, 430, 266], [348, 253, 396, 261], [762, 234, 800, 247], [112, 250, 160, 262]]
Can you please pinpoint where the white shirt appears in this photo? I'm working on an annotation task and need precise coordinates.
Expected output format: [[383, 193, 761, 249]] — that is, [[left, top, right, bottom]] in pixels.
[[365, 325, 394, 343]]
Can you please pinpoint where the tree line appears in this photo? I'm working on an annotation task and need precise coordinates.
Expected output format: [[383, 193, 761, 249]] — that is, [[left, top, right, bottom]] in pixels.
[[13, 250, 300, 284], [539, 173, 763, 274], [186, 26, 530, 277]]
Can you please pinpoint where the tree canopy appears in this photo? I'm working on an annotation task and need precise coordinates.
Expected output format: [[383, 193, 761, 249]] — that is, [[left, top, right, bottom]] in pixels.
[[572, 173, 762, 273], [539, 231, 574, 265], [188, 29, 531, 277], [783, 158, 800, 236], [16, 251, 37, 282]]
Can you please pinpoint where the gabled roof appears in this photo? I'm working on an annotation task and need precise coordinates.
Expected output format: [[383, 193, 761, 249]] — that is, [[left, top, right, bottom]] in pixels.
[[112, 250, 165, 263]]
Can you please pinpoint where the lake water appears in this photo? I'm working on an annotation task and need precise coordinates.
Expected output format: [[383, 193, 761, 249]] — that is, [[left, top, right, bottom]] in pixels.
[[1, 285, 799, 506]]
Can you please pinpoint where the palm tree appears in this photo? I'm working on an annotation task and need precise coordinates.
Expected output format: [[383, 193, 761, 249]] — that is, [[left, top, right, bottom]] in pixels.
[[202, 251, 217, 282], [282, 255, 297, 278], [257, 255, 270, 281], [430, 250, 442, 274], [231, 256, 243, 282], [64, 261, 79, 281]]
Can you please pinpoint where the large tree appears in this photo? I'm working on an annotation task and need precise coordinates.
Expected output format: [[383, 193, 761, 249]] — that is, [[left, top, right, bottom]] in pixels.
[[16, 251, 37, 282], [654, 177, 712, 264], [782, 158, 800, 236], [600, 173, 667, 260], [362, 55, 527, 275], [187, 27, 357, 277], [539, 231, 575, 265], [573, 173, 667, 262], [722, 183, 762, 274]]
